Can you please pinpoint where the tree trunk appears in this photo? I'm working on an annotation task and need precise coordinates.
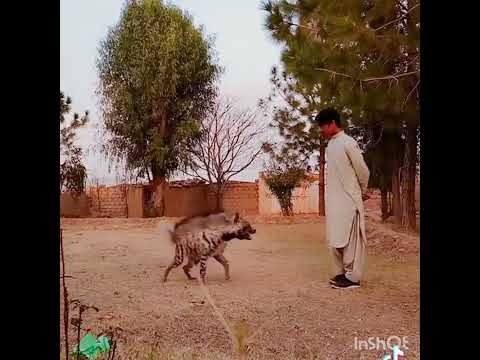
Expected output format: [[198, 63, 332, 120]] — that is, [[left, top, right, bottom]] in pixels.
[[381, 189, 389, 221], [400, 122, 417, 231], [400, 1, 418, 232], [150, 109, 168, 217], [318, 139, 326, 216], [391, 158, 401, 225], [387, 191, 393, 217], [151, 178, 166, 217], [151, 160, 167, 217]]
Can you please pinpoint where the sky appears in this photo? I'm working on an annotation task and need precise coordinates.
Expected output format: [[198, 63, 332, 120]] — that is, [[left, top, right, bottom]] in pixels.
[[60, 0, 282, 184]]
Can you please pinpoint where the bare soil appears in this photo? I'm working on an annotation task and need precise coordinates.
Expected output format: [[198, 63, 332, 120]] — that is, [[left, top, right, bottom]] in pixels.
[[60, 215, 419, 360]]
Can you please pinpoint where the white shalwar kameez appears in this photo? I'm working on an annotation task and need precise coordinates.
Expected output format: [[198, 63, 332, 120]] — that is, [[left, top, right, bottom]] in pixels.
[[325, 131, 370, 282]]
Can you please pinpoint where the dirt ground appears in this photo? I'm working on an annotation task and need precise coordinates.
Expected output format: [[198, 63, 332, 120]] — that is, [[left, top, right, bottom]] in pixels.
[[60, 215, 419, 360]]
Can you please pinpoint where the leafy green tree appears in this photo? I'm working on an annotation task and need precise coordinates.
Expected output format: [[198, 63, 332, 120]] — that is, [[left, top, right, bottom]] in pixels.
[[97, 0, 221, 215]]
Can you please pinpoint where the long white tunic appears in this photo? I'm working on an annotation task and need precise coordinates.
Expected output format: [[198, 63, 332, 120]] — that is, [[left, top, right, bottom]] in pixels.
[[325, 131, 370, 248]]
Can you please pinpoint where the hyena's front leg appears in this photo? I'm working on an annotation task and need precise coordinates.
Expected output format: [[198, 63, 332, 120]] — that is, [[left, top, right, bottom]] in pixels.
[[163, 245, 184, 282], [213, 254, 230, 280], [199, 256, 209, 283], [183, 257, 197, 280]]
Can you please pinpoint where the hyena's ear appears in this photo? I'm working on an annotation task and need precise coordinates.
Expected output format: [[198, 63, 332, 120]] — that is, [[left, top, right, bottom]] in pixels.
[[234, 212, 240, 223]]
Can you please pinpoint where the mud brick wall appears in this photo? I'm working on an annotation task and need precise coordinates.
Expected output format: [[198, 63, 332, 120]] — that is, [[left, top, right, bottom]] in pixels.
[[164, 184, 214, 217], [60, 193, 90, 218], [86, 185, 128, 218], [207, 182, 259, 215], [164, 181, 259, 217]]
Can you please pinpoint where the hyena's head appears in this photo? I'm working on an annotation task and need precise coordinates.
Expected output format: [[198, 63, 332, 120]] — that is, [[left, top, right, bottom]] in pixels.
[[222, 213, 256, 241]]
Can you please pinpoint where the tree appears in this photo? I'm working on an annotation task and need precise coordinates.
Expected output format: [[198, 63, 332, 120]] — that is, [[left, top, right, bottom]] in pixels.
[[262, 145, 309, 216], [97, 0, 221, 215], [262, 0, 420, 230], [60, 91, 89, 195], [182, 98, 266, 211], [362, 126, 404, 221], [259, 66, 327, 215]]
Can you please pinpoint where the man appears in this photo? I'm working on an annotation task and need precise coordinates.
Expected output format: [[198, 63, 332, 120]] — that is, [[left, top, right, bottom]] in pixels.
[[315, 108, 370, 289]]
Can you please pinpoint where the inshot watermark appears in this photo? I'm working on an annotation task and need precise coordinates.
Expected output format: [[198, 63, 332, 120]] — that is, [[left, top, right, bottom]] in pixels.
[[354, 336, 409, 351]]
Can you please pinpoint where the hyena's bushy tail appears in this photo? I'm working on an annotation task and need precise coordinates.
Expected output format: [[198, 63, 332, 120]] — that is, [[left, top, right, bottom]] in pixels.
[[155, 220, 176, 244], [168, 229, 175, 243]]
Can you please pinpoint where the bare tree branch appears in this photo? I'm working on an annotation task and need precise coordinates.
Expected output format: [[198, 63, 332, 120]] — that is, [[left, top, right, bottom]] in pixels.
[[185, 97, 265, 208]]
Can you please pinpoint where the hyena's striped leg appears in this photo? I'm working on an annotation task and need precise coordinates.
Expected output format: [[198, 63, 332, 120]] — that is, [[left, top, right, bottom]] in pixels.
[[163, 244, 184, 282], [199, 256, 209, 283], [183, 257, 196, 280], [213, 254, 230, 280]]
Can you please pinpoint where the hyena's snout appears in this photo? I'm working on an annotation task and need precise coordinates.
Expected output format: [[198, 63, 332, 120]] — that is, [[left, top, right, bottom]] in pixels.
[[240, 224, 256, 240]]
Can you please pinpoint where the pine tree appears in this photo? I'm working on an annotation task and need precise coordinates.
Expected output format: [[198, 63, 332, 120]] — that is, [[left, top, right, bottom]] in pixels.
[[262, 0, 420, 230], [60, 92, 89, 195], [259, 66, 328, 215]]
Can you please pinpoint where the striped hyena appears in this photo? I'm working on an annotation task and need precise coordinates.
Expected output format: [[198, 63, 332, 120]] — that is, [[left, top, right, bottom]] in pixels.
[[163, 213, 256, 283]]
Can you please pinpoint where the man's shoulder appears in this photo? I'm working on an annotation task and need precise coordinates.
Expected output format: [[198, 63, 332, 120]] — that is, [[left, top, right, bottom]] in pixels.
[[341, 133, 359, 146]]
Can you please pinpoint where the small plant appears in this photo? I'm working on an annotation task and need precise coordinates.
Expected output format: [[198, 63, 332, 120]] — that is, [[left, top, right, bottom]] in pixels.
[[263, 165, 308, 216], [262, 144, 310, 216]]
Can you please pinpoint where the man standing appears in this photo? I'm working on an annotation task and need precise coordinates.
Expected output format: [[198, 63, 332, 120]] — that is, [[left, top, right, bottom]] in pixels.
[[315, 108, 370, 289]]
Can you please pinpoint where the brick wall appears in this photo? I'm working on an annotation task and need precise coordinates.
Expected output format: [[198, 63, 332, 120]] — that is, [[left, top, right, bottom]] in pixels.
[[86, 185, 128, 218], [164, 181, 259, 217], [164, 184, 212, 217], [60, 193, 90, 218], [207, 182, 258, 215]]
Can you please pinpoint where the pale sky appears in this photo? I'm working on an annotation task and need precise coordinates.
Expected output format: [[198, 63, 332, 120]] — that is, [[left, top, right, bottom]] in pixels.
[[60, 0, 282, 184]]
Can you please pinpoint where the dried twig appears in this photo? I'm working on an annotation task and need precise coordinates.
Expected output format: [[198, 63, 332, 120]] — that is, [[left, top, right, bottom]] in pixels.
[[314, 68, 353, 79], [375, 3, 420, 31], [60, 228, 70, 360], [69, 300, 99, 360], [315, 68, 419, 83], [404, 79, 420, 105]]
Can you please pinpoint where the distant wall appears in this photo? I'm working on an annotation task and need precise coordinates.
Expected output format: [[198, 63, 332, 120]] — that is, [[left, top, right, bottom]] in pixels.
[[60, 193, 90, 218], [61, 172, 420, 218], [86, 185, 128, 218], [164, 184, 212, 217], [127, 186, 144, 218], [209, 182, 258, 215], [164, 181, 259, 217]]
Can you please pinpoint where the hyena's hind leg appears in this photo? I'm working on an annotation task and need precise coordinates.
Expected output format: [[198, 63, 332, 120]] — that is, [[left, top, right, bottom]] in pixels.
[[213, 254, 230, 280], [183, 257, 197, 280], [163, 244, 184, 282], [199, 256, 209, 283]]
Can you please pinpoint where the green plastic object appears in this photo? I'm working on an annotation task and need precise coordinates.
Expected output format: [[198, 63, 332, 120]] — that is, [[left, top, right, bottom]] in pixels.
[[73, 333, 110, 360]]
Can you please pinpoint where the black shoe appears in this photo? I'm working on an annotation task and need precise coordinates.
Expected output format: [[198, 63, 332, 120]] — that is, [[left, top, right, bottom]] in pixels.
[[331, 276, 360, 289], [329, 274, 346, 284]]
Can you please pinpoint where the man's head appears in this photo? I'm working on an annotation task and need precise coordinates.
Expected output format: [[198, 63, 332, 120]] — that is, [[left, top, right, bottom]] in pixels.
[[315, 108, 342, 138]]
